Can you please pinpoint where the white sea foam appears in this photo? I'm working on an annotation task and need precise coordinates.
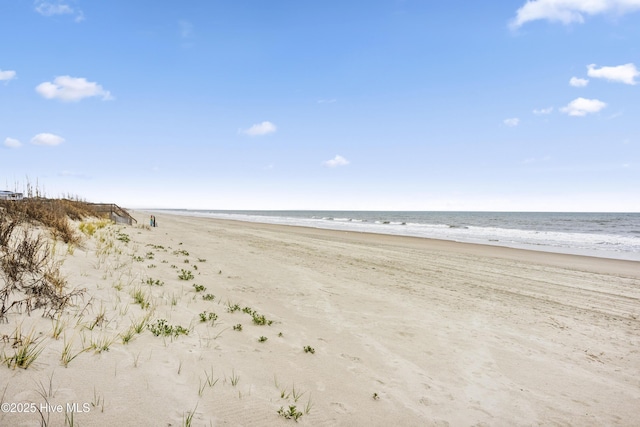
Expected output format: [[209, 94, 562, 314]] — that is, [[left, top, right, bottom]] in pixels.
[[157, 210, 640, 261]]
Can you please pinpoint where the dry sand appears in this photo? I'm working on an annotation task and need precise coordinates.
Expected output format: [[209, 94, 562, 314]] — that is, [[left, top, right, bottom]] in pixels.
[[1, 211, 639, 426]]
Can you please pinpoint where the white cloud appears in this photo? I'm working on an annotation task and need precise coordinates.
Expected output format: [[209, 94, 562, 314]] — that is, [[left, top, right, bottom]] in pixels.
[[323, 155, 350, 168], [587, 63, 639, 85], [569, 76, 589, 87], [35, 1, 84, 22], [3, 137, 22, 148], [503, 118, 520, 127], [240, 121, 277, 136], [36, 2, 73, 16], [533, 107, 554, 115], [36, 76, 113, 102], [179, 20, 194, 38], [31, 133, 65, 146], [560, 97, 607, 116], [510, 0, 640, 28], [0, 69, 16, 82]]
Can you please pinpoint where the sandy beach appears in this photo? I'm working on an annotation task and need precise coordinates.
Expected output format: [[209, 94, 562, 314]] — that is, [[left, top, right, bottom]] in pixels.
[[1, 211, 639, 426]]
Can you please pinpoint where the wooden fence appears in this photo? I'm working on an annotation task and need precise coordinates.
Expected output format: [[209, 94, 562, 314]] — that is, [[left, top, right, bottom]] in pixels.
[[89, 203, 137, 225]]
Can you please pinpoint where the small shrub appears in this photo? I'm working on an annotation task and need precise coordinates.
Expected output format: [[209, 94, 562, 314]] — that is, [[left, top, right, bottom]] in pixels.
[[178, 269, 194, 280], [199, 311, 218, 324], [251, 312, 273, 326], [116, 232, 130, 243], [233, 324, 242, 331], [202, 293, 215, 301], [303, 346, 315, 354], [277, 405, 303, 422], [148, 319, 189, 337]]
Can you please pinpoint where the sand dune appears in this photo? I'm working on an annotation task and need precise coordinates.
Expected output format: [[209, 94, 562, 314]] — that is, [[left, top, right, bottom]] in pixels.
[[1, 211, 638, 426]]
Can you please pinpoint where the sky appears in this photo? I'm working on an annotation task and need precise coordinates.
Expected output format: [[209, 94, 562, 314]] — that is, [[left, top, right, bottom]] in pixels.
[[1, 0, 639, 211]]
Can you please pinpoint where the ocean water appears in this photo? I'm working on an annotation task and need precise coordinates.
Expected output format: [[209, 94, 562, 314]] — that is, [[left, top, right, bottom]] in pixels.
[[159, 210, 640, 261]]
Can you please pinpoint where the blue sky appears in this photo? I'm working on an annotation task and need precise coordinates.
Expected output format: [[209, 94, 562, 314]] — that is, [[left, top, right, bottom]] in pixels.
[[1, 0, 639, 211]]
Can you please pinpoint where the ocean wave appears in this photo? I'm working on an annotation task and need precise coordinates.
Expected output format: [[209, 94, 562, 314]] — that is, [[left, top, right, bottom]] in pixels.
[[158, 210, 640, 261]]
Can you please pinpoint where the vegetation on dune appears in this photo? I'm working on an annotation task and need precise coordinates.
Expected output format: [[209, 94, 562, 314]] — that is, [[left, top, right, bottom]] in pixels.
[[1, 197, 97, 245], [0, 197, 99, 322]]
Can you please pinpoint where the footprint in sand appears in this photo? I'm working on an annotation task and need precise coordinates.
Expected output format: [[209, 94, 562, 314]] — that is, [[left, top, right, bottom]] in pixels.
[[330, 402, 348, 414], [340, 353, 361, 362]]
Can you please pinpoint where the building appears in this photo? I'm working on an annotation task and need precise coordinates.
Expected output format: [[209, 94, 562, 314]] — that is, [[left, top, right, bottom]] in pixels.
[[0, 191, 24, 201]]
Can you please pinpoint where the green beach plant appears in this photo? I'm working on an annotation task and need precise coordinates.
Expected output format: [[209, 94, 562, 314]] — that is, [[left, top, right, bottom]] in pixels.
[[51, 314, 66, 339], [199, 311, 218, 324], [178, 269, 194, 280], [145, 277, 164, 286], [131, 287, 150, 309], [277, 405, 303, 422], [226, 302, 241, 313], [182, 403, 197, 427], [275, 376, 288, 399], [228, 369, 240, 387], [116, 232, 130, 243], [88, 334, 116, 353], [3, 327, 43, 369], [132, 314, 150, 334], [36, 371, 58, 399], [252, 313, 272, 326], [91, 386, 105, 412], [290, 383, 306, 403], [120, 326, 136, 344], [148, 319, 189, 337], [304, 396, 313, 415]]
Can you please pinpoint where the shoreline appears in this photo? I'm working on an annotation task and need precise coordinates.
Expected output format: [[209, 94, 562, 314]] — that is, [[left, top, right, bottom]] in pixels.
[[141, 210, 640, 277], [148, 209, 640, 262]]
